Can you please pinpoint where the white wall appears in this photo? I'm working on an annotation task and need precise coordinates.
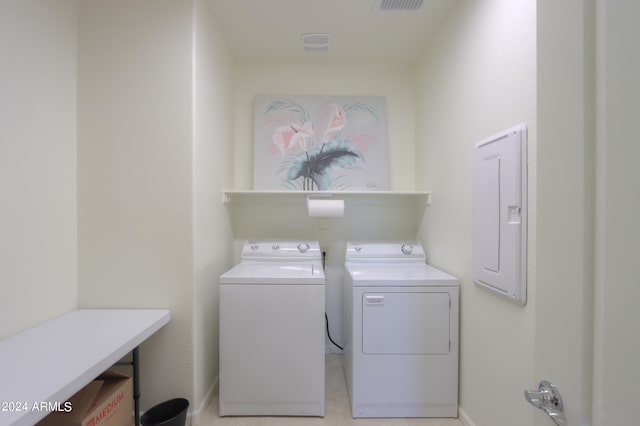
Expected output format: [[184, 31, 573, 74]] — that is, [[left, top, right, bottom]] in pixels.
[[535, 1, 594, 424], [192, 0, 235, 419], [592, 0, 640, 423], [0, 0, 78, 338], [78, 1, 236, 417], [77, 0, 196, 409], [415, 1, 536, 425]]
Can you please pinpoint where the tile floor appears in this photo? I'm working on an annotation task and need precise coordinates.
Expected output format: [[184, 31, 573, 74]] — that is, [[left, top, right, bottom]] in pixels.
[[199, 354, 462, 426]]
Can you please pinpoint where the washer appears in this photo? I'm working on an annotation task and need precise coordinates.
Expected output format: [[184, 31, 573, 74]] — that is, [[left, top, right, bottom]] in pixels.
[[342, 241, 459, 418], [219, 240, 325, 417]]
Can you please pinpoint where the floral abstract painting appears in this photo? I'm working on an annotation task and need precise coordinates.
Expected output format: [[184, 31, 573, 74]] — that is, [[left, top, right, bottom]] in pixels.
[[253, 95, 390, 191]]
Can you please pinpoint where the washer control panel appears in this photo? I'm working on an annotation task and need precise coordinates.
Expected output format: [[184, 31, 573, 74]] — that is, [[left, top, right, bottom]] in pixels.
[[242, 240, 321, 259]]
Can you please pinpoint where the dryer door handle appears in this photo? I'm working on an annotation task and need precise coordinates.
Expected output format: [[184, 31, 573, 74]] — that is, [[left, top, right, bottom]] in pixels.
[[365, 295, 385, 305]]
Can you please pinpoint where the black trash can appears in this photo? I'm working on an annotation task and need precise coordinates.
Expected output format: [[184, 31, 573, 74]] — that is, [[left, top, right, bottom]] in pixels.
[[141, 398, 189, 426]]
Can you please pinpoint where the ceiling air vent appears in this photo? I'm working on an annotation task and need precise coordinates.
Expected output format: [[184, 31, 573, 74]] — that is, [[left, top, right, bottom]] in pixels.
[[302, 33, 331, 52], [373, 0, 425, 12]]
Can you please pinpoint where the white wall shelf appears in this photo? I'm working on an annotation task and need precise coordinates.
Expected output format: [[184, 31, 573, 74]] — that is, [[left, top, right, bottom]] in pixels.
[[222, 190, 430, 241], [222, 190, 432, 206]]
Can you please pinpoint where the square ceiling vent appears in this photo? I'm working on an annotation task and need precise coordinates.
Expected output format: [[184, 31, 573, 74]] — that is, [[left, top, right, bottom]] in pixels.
[[373, 0, 425, 12]]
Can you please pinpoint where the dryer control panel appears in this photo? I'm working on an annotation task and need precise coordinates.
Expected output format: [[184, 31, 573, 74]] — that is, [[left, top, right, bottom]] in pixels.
[[346, 242, 425, 262]]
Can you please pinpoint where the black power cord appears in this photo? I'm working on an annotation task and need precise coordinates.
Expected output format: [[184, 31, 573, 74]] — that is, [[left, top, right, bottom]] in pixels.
[[322, 250, 344, 351], [325, 313, 343, 351]]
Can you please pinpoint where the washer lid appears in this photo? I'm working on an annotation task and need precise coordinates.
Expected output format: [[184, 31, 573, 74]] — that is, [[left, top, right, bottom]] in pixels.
[[345, 241, 425, 262], [346, 262, 458, 286], [220, 260, 325, 284]]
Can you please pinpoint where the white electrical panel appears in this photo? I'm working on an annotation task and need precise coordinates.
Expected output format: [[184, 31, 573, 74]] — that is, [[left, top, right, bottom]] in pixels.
[[472, 124, 527, 305]]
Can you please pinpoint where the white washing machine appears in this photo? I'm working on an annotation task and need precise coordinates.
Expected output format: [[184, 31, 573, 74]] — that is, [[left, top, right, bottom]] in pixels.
[[342, 241, 459, 418], [219, 240, 325, 417]]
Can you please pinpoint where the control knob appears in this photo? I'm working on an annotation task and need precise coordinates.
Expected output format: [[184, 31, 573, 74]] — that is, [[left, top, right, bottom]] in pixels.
[[298, 243, 310, 254]]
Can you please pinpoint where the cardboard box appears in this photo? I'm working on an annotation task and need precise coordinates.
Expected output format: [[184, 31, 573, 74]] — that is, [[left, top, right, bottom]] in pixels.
[[38, 371, 132, 426]]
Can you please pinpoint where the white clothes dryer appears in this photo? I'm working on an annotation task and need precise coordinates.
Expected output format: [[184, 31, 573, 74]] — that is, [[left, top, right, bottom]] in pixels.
[[219, 240, 325, 417], [342, 241, 459, 418]]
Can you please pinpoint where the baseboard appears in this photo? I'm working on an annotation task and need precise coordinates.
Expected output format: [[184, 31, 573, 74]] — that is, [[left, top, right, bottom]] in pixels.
[[459, 406, 477, 426], [189, 375, 219, 426]]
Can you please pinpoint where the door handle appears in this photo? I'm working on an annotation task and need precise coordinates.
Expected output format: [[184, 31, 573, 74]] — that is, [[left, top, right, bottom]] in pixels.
[[364, 295, 384, 305], [524, 380, 567, 425]]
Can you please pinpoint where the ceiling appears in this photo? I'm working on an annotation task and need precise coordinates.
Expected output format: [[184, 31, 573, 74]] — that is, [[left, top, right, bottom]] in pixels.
[[205, 0, 458, 64]]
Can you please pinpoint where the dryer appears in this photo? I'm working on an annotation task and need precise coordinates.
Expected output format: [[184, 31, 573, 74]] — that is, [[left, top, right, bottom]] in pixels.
[[342, 241, 459, 418], [219, 240, 325, 417]]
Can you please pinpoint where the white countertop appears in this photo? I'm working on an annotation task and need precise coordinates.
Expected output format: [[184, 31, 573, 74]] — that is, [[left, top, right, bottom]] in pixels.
[[0, 309, 170, 426]]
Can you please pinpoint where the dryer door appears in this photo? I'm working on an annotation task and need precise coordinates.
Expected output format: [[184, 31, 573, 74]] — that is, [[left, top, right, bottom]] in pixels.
[[362, 291, 451, 355]]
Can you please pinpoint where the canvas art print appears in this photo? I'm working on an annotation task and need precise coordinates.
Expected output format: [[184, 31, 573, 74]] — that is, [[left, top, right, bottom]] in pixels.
[[253, 95, 390, 191]]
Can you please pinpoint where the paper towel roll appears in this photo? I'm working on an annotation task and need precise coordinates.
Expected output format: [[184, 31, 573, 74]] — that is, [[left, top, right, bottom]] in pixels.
[[308, 199, 344, 217]]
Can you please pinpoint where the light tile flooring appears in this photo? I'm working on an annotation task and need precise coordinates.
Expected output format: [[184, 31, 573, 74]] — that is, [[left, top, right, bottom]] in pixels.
[[199, 354, 462, 426]]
